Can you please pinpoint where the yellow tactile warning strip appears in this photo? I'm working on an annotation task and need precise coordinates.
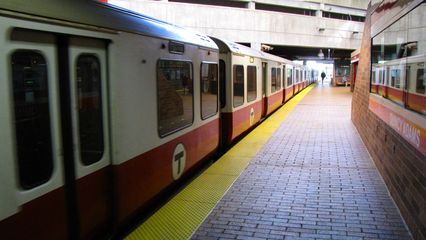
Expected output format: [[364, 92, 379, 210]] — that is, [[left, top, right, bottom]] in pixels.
[[126, 85, 315, 240]]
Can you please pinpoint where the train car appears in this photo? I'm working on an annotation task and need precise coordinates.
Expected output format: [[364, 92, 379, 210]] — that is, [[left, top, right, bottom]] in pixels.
[[210, 38, 263, 145], [307, 67, 318, 85], [261, 52, 286, 116], [211, 37, 298, 145], [0, 0, 219, 239], [334, 60, 350, 86]]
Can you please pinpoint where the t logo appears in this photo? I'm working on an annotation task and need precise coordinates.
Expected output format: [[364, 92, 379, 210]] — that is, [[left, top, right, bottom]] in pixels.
[[172, 143, 186, 180]]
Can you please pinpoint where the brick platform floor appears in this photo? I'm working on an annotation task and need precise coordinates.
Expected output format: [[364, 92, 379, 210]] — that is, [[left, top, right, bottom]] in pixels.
[[192, 84, 412, 240]]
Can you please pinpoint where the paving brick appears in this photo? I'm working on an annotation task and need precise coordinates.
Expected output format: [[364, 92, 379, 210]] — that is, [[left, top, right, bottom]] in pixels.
[[191, 86, 412, 240]]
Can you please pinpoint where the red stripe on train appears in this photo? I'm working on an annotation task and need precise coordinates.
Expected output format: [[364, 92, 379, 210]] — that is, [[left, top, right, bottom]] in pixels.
[[113, 119, 219, 224]]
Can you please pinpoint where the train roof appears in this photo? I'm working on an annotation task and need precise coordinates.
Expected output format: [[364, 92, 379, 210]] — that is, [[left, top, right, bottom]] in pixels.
[[261, 51, 293, 65], [0, 0, 218, 50], [210, 36, 295, 64], [210, 37, 264, 59]]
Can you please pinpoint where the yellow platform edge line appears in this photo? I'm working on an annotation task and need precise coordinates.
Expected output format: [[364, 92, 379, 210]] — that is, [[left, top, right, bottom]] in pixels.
[[126, 84, 315, 240]]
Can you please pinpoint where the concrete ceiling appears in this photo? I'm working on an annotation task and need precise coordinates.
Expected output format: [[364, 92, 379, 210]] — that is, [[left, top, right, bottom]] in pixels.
[[267, 45, 354, 61]]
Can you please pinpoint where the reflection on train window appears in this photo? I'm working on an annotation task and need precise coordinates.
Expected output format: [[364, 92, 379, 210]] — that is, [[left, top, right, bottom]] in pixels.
[[379, 69, 385, 84], [200, 63, 218, 119], [277, 68, 282, 90], [416, 69, 425, 94], [390, 69, 401, 88], [233, 65, 244, 107], [157, 60, 193, 137], [76, 54, 104, 165], [371, 69, 378, 93], [247, 66, 257, 102], [271, 68, 277, 93], [371, 2, 426, 115], [287, 68, 293, 86], [219, 60, 226, 108], [11, 50, 53, 189]]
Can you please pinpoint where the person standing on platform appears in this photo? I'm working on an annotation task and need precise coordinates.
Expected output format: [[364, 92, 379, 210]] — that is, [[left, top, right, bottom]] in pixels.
[[321, 71, 326, 84]]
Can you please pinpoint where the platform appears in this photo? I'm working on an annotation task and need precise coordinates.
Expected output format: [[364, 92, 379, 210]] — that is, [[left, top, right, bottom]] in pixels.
[[126, 82, 412, 240]]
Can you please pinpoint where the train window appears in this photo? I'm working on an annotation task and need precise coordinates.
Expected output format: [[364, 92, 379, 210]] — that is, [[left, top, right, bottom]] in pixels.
[[379, 69, 385, 85], [233, 65, 244, 107], [11, 50, 53, 189], [219, 60, 226, 108], [247, 66, 257, 102], [200, 63, 218, 119], [390, 69, 401, 88], [277, 68, 282, 90], [287, 68, 293, 86], [157, 60, 193, 137], [416, 68, 426, 94], [271, 68, 277, 93], [76, 54, 104, 165]]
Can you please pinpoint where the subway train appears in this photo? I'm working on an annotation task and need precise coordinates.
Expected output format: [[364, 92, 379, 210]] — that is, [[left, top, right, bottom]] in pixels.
[[0, 1, 313, 239]]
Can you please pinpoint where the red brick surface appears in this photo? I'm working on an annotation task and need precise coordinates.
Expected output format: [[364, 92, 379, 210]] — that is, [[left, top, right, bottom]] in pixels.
[[351, 5, 425, 240]]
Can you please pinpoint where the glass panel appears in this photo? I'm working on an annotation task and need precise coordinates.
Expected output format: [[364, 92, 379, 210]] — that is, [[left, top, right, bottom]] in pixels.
[[247, 66, 257, 102], [157, 60, 193, 137], [201, 63, 218, 119], [390, 68, 401, 88], [233, 65, 244, 107], [76, 54, 104, 165], [287, 68, 293, 86], [271, 68, 276, 93], [371, 2, 426, 115], [416, 68, 426, 94], [407, 3, 426, 115], [11, 50, 53, 189], [298, 70, 301, 83]]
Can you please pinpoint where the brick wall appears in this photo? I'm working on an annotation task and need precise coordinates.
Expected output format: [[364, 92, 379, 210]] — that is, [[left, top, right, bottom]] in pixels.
[[351, 4, 426, 240]]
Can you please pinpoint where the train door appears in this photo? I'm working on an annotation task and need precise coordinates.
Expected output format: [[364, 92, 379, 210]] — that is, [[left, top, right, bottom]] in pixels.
[[68, 37, 112, 239], [3, 28, 68, 239], [261, 62, 267, 117], [4, 28, 112, 239]]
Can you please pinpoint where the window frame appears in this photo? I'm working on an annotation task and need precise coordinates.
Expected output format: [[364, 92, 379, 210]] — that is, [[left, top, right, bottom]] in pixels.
[[156, 59, 194, 138], [233, 64, 245, 108], [287, 68, 293, 86], [200, 61, 219, 120], [246, 65, 257, 103], [271, 67, 277, 93], [75, 53, 105, 166]]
